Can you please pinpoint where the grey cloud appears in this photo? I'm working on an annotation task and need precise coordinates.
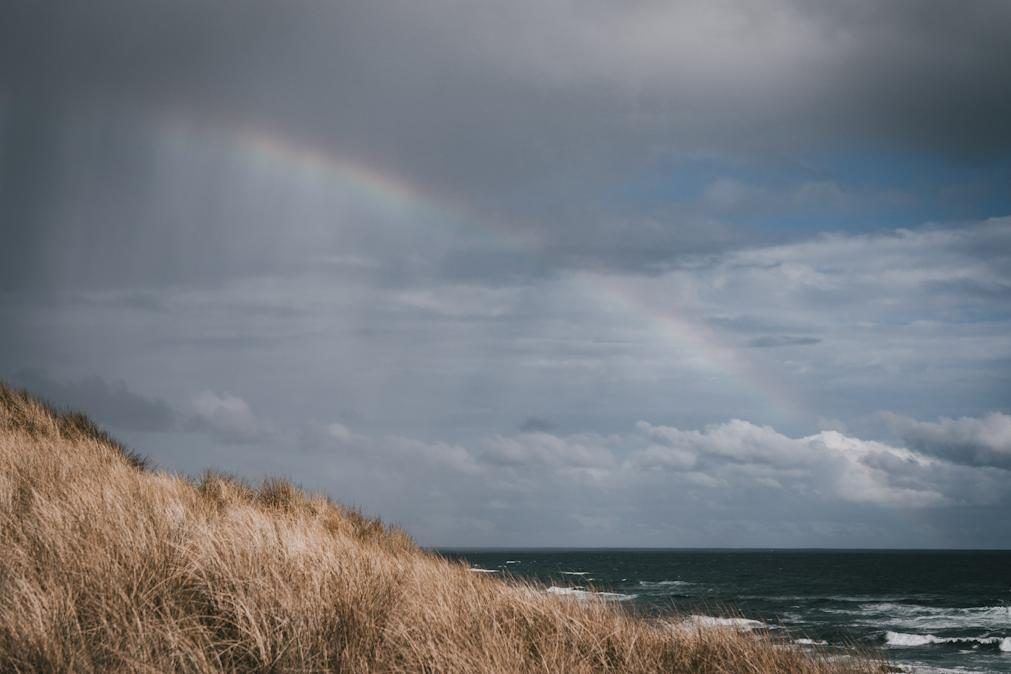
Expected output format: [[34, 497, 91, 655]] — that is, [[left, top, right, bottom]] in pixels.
[[701, 178, 904, 217], [6, 370, 175, 432], [481, 432, 617, 471], [4, 220, 1009, 454], [4, 1, 1011, 290], [185, 391, 267, 444], [519, 417, 556, 433], [747, 335, 822, 348], [885, 412, 1011, 470], [211, 413, 1011, 546], [8, 2, 1011, 155]]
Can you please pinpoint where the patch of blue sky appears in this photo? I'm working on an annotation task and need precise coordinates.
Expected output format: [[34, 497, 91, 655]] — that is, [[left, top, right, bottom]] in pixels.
[[613, 151, 1011, 239]]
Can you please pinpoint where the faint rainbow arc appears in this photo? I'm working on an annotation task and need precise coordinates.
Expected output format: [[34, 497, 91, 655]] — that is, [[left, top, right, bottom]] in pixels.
[[159, 116, 808, 422]]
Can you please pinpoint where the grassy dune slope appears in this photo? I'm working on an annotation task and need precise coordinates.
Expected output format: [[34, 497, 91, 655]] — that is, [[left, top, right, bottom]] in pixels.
[[0, 383, 877, 673]]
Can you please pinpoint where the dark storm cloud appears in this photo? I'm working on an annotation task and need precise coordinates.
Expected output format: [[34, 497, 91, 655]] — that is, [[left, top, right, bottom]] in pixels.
[[7, 370, 175, 432], [884, 412, 1011, 470], [7, 0, 1009, 160], [4, 0, 1011, 287]]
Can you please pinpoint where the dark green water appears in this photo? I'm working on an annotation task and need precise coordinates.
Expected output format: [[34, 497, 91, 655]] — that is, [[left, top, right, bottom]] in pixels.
[[439, 550, 1011, 674]]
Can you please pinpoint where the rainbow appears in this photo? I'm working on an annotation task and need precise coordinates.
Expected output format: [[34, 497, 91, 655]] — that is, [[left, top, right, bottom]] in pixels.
[[155, 115, 807, 423], [579, 273, 808, 423]]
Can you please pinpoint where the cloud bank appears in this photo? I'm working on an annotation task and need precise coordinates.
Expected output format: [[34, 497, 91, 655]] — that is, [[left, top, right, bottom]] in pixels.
[[281, 413, 1011, 547]]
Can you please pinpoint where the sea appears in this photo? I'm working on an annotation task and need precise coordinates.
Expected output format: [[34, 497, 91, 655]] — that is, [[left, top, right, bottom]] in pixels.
[[438, 549, 1011, 674]]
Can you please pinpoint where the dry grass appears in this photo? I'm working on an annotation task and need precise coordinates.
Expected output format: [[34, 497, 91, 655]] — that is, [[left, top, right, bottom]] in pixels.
[[0, 382, 883, 673]]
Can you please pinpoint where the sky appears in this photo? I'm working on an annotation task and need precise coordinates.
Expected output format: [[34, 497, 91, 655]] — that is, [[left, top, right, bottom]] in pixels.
[[2, 0, 1010, 548]]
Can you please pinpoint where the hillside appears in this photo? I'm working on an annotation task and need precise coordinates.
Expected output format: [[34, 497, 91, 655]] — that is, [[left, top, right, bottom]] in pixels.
[[0, 382, 878, 673]]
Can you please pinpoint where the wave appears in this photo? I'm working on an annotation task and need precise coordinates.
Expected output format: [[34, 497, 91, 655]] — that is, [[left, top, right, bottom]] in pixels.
[[546, 586, 638, 602], [469, 568, 498, 573], [885, 631, 1011, 651], [559, 571, 589, 576], [794, 638, 828, 646], [906, 666, 991, 674], [742, 594, 917, 603], [859, 604, 1011, 631], [683, 615, 766, 630], [638, 580, 693, 588]]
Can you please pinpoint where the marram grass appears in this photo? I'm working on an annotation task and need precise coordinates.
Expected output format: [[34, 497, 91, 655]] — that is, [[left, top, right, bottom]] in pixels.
[[0, 383, 883, 673]]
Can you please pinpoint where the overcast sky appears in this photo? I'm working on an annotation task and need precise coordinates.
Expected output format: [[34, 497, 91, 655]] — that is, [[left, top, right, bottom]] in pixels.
[[3, 1, 1010, 548]]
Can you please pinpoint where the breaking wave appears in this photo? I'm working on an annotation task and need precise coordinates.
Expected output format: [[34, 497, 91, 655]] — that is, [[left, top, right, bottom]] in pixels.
[[638, 580, 694, 588], [860, 604, 1011, 631], [683, 615, 766, 630], [885, 631, 1011, 651], [546, 586, 638, 602]]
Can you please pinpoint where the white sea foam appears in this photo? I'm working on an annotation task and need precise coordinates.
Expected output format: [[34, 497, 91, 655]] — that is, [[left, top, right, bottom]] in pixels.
[[827, 595, 918, 603], [851, 603, 1011, 631], [795, 638, 828, 646], [683, 615, 765, 630], [546, 586, 637, 602], [638, 580, 693, 588], [469, 568, 498, 573], [559, 571, 589, 576], [505, 560, 520, 564], [885, 631, 1008, 648], [906, 666, 988, 674], [1001, 636, 1011, 652]]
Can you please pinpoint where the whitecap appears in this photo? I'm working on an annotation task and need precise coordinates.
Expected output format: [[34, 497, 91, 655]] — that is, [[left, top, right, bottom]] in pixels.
[[559, 571, 589, 576], [885, 631, 1007, 648], [856, 603, 1011, 631], [546, 586, 637, 602], [905, 666, 989, 674], [639, 580, 693, 588], [684, 615, 766, 630], [469, 568, 498, 573], [795, 638, 828, 646]]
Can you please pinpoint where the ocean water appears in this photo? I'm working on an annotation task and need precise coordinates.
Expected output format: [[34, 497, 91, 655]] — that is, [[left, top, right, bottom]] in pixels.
[[438, 549, 1011, 674]]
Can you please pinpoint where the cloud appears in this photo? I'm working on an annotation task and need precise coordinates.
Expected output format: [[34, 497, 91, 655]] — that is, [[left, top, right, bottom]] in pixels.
[[4, 2, 1011, 292], [630, 419, 956, 508], [884, 412, 1011, 470], [702, 178, 858, 215], [265, 412, 1011, 546], [519, 417, 556, 433], [6, 370, 175, 432], [5, 219, 1008, 460], [187, 391, 265, 444], [747, 335, 821, 348], [482, 432, 617, 471]]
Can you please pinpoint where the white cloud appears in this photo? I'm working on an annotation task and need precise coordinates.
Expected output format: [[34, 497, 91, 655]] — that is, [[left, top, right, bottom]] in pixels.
[[189, 391, 264, 443], [630, 421, 956, 508], [321, 423, 358, 445], [279, 412, 1011, 546], [482, 432, 617, 469]]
